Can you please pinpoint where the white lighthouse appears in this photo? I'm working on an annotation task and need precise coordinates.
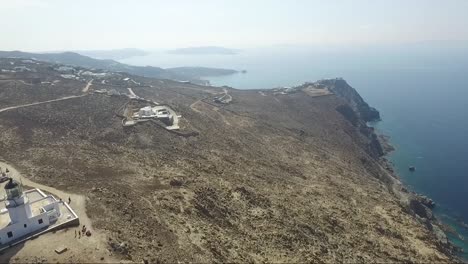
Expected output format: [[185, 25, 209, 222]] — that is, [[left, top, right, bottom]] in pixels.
[[5, 179, 33, 224], [0, 179, 62, 245]]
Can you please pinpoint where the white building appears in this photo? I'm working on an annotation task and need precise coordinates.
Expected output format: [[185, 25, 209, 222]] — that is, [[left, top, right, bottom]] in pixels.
[[134, 106, 171, 120], [138, 106, 155, 118], [128, 105, 179, 130], [0, 179, 61, 245]]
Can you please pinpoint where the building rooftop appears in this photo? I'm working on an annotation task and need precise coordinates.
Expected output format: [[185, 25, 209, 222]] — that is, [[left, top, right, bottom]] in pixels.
[[0, 188, 76, 229]]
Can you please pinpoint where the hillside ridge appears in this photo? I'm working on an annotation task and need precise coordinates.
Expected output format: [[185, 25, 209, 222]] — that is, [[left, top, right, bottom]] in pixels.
[[0, 58, 459, 263], [0, 50, 237, 85]]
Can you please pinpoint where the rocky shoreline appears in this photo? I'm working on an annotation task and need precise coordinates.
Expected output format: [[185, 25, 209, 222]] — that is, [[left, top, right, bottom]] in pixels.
[[321, 78, 463, 260], [375, 116, 464, 260]]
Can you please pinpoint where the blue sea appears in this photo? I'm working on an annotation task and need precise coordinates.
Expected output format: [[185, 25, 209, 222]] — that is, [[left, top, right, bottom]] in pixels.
[[121, 46, 468, 256]]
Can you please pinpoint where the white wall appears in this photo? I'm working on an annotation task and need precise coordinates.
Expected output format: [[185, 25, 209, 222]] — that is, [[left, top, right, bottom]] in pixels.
[[7, 203, 32, 224], [0, 214, 50, 245]]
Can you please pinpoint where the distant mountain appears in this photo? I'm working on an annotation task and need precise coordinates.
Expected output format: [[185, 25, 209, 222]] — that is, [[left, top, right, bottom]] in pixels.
[[0, 50, 237, 83], [73, 48, 149, 60], [168, 46, 240, 55], [166, 67, 238, 78]]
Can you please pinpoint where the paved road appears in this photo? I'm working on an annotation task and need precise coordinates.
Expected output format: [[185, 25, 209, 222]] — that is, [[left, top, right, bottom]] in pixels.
[[0, 94, 87, 114], [166, 106, 180, 130]]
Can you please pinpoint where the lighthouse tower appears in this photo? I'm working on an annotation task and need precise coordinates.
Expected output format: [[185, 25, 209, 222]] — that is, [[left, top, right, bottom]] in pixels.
[[4, 179, 32, 223], [0, 177, 77, 246]]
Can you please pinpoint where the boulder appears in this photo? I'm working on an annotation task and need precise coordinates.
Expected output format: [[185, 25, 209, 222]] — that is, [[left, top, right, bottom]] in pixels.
[[169, 178, 183, 187]]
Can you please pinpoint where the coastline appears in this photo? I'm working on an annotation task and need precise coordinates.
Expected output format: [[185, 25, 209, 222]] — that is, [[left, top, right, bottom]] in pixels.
[[206, 75, 466, 261], [375, 129, 465, 261], [318, 77, 464, 260], [275, 77, 464, 260]]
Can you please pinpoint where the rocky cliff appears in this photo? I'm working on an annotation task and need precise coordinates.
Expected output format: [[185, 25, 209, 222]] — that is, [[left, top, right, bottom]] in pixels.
[[302, 78, 462, 258], [318, 78, 381, 122], [321, 79, 462, 258]]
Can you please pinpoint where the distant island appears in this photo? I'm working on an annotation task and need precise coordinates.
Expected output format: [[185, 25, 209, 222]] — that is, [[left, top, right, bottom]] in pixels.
[[0, 50, 237, 84], [167, 46, 240, 55], [72, 48, 149, 60], [166, 67, 237, 78]]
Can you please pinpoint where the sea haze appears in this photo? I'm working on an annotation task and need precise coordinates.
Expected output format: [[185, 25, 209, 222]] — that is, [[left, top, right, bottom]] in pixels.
[[121, 45, 468, 255]]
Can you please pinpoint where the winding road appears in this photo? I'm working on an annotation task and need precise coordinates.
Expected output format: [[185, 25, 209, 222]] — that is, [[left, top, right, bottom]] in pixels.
[[0, 79, 93, 114], [0, 95, 87, 114]]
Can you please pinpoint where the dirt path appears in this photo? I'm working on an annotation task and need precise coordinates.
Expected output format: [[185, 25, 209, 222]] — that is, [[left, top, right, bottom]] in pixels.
[[16, 80, 33, 86], [82, 79, 93, 93], [189, 88, 226, 113], [0, 95, 87, 114], [212, 106, 231, 126], [190, 99, 203, 113], [0, 161, 117, 263], [189, 95, 231, 125], [222, 88, 232, 102], [127, 88, 137, 98]]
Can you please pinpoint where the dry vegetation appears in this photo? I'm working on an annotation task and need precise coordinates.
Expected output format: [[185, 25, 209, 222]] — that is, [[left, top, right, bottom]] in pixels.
[[0, 59, 455, 263]]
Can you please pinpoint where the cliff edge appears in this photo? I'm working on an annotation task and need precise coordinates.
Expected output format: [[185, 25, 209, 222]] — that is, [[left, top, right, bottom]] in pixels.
[[318, 78, 381, 122]]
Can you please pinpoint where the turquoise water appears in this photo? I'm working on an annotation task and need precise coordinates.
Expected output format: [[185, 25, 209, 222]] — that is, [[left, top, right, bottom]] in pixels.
[[122, 47, 468, 256]]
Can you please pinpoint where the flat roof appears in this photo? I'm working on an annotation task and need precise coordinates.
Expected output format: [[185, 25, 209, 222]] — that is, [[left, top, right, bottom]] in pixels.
[[30, 196, 56, 217]]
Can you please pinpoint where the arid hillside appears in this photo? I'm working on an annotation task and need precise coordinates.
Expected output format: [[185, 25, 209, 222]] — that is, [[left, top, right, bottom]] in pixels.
[[0, 58, 456, 263]]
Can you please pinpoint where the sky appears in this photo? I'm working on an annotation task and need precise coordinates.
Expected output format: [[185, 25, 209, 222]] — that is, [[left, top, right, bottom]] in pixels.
[[1, 0, 468, 51]]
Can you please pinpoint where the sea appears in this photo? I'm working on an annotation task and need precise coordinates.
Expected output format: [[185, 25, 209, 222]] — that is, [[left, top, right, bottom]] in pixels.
[[121, 45, 468, 257]]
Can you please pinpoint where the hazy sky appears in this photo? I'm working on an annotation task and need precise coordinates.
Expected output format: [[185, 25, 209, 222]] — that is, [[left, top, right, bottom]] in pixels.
[[1, 0, 468, 51]]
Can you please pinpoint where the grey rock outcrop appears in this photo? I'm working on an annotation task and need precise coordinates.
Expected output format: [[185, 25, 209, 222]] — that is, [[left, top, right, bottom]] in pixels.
[[410, 198, 434, 220], [318, 78, 381, 122]]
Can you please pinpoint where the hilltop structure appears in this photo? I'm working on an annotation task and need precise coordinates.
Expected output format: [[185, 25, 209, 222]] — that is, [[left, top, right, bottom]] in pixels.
[[124, 105, 180, 130]]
